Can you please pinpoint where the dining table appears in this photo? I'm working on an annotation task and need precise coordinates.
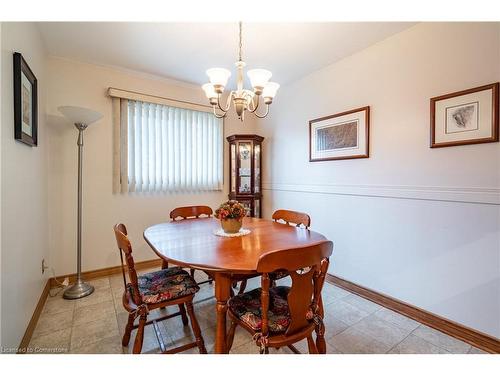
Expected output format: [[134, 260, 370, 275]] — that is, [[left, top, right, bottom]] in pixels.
[[143, 216, 329, 354]]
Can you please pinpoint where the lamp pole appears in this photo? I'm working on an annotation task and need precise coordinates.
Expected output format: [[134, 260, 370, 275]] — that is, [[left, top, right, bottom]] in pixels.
[[63, 122, 94, 299]]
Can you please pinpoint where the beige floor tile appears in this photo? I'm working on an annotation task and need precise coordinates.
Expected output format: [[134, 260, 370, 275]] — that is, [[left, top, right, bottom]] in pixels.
[[329, 326, 393, 354], [75, 287, 113, 309], [413, 325, 471, 354], [74, 300, 116, 326], [373, 307, 420, 331], [42, 295, 76, 315], [28, 328, 71, 354], [33, 310, 74, 338], [351, 314, 412, 348], [90, 277, 111, 291], [283, 338, 341, 354], [165, 326, 214, 354], [194, 285, 215, 302], [230, 340, 261, 354], [341, 293, 383, 314], [71, 314, 119, 350], [70, 335, 124, 354], [325, 299, 371, 326], [322, 285, 351, 301], [116, 311, 130, 336], [162, 312, 194, 339], [109, 279, 127, 299], [111, 285, 125, 300], [389, 334, 449, 354], [226, 324, 254, 349], [323, 312, 350, 338], [133, 324, 169, 354]]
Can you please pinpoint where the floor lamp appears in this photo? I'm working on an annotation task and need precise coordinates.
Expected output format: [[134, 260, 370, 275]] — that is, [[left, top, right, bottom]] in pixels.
[[58, 106, 103, 299]]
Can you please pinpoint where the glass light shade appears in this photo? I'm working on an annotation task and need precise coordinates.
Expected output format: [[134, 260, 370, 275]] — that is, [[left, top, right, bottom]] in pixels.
[[58, 106, 103, 125], [262, 82, 280, 99], [206, 68, 231, 87], [202, 83, 217, 99], [247, 69, 272, 89]]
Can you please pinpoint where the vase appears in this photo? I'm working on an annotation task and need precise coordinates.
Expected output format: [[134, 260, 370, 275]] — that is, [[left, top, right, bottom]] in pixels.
[[220, 218, 242, 234]]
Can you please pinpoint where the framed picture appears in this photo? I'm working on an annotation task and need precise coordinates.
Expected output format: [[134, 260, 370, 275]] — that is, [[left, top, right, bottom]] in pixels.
[[309, 106, 370, 162], [13, 52, 38, 146], [430, 82, 498, 148]]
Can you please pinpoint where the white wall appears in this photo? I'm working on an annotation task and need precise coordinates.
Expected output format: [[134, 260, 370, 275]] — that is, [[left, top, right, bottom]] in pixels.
[[257, 22, 500, 338], [46, 57, 256, 276], [1, 22, 49, 349]]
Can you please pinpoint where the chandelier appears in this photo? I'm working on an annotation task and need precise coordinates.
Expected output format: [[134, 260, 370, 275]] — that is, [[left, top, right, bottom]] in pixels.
[[201, 22, 279, 121]]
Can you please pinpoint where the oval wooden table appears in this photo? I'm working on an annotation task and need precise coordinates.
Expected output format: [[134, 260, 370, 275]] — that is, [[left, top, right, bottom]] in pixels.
[[143, 217, 329, 354]]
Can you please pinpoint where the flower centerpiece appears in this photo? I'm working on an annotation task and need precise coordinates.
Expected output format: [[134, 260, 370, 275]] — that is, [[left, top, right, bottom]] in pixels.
[[215, 200, 247, 234]]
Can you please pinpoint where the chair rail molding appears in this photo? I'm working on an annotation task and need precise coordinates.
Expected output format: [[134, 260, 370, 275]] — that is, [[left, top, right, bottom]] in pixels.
[[262, 182, 500, 205]]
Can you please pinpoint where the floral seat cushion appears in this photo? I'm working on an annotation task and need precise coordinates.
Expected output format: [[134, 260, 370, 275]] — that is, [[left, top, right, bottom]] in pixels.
[[137, 267, 199, 304], [228, 286, 292, 333]]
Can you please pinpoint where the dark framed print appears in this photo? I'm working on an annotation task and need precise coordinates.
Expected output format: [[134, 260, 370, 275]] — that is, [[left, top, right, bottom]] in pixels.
[[309, 106, 370, 162], [13, 52, 38, 146], [430, 82, 499, 148]]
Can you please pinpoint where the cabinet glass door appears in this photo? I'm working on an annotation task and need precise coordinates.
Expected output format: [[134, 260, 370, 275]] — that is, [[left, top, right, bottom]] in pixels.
[[254, 144, 260, 193], [238, 142, 252, 194], [230, 144, 236, 193]]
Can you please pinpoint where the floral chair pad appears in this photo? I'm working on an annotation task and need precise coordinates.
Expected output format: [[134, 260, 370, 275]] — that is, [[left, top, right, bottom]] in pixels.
[[228, 286, 293, 333], [137, 267, 199, 304]]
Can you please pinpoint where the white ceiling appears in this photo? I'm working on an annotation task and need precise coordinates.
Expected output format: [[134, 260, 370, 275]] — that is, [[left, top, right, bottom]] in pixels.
[[38, 22, 415, 88]]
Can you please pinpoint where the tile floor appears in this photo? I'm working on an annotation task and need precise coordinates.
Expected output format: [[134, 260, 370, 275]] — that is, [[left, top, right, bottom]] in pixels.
[[28, 269, 488, 354]]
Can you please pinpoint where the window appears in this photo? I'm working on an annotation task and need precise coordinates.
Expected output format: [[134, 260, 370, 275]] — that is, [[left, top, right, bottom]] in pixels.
[[111, 89, 223, 193]]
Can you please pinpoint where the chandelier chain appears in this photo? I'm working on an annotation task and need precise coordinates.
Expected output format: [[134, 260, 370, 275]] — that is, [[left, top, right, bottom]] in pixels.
[[238, 21, 243, 62]]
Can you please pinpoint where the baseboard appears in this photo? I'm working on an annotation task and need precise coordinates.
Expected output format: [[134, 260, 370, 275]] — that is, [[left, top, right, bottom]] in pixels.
[[49, 258, 163, 288], [326, 274, 500, 354], [17, 279, 51, 354]]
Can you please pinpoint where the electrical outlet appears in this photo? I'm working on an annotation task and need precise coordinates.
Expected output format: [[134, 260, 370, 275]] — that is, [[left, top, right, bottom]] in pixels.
[[41, 259, 49, 274]]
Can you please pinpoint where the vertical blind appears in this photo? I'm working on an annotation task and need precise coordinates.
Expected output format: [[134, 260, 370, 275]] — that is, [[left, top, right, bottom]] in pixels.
[[126, 100, 223, 192]]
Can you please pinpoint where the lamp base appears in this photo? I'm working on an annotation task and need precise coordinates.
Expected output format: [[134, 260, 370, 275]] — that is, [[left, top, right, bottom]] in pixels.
[[63, 279, 94, 299]]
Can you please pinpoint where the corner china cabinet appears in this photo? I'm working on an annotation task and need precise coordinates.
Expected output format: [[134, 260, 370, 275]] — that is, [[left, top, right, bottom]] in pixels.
[[227, 134, 264, 218]]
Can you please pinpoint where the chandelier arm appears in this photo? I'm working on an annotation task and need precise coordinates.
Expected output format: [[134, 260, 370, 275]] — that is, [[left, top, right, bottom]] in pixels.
[[212, 106, 226, 119], [217, 92, 233, 113], [253, 104, 270, 119], [247, 94, 260, 113]]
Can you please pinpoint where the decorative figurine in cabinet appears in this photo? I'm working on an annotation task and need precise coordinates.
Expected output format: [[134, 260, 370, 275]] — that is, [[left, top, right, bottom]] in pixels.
[[227, 134, 264, 218]]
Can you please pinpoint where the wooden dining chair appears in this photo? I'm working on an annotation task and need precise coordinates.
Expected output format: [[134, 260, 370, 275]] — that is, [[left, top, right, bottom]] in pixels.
[[163, 206, 214, 286], [226, 241, 333, 354], [113, 223, 207, 354], [236, 209, 312, 295], [272, 209, 311, 228]]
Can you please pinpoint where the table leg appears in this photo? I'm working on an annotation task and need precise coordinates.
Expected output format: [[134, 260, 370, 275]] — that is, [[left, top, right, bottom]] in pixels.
[[214, 272, 232, 354]]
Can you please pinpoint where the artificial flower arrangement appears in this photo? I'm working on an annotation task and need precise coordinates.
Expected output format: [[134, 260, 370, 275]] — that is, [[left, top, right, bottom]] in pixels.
[[215, 200, 247, 233]]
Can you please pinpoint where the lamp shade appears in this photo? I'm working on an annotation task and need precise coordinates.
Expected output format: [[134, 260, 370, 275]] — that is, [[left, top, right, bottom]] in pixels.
[[202, 83, 217, 99], [247, 69, 272, 89], [206, 68, 231, 88], [58, 106, 103, 125], [262, 82, 280, 99]]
